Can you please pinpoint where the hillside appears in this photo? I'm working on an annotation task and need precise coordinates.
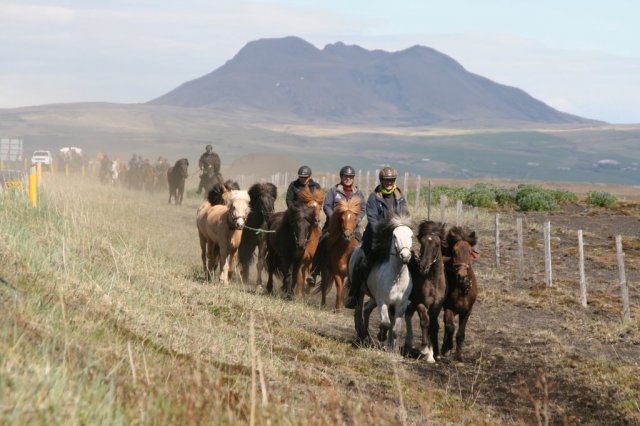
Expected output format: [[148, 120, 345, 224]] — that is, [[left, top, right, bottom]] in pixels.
[[150, 36, 596, 127], [1, 175, 638, 424]]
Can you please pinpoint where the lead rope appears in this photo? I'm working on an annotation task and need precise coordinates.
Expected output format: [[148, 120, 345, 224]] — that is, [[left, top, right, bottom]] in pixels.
[[243, 225, 276, 234]]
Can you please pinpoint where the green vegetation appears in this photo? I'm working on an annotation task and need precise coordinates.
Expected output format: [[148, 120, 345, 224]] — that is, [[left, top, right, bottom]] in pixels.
[[586, 191, 618, 208]]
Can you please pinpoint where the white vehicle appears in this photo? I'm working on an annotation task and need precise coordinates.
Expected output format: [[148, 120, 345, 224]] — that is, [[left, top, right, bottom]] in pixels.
[[31, 150, 53, 168]]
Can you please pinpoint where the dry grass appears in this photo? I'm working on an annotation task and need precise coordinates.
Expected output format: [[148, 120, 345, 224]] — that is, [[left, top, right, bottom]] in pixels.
[[1, 174, 638, 424]]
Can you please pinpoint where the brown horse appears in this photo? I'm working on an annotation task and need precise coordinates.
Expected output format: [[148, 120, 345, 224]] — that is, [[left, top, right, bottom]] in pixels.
[[265, 189, 319, 298], [238, 182, 278, 287], [168, 158, 189, 205], [197, 190, 251, 284], [441, 226, 478, 362], [297, 188, 325, 297], [404, 220, 447, 363], [317, 197, 361, 309]]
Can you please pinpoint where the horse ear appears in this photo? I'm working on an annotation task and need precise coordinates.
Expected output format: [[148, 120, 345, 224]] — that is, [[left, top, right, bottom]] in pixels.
[[468, 231, 478, 246]]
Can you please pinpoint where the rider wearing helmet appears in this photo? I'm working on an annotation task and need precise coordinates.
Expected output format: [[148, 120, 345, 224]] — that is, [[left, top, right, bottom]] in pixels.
[[345, 166, 408, 309], [307, 165, 366, 286], [197, 144, 221, 194], [285, 165, 321, 209]]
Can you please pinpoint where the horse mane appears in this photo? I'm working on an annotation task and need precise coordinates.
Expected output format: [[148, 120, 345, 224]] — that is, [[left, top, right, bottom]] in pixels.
[[442, 226, 478, 256], [174, 158, 188, 167], [369, 213, 413, 267], [328, 198, 361, 239], [224, 179, 240, 191], [418, 220, 446, 241], [248, 182, 278, 209], [298, 187, 324, 207], [207, 182, 227, 206], [227, 190, 251, 206]]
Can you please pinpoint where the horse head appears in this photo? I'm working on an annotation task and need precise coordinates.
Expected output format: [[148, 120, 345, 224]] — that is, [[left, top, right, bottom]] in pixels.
[[249, 182, 277, 218], [444, 226, 477, 290], [289, 202, 317, 250], [175, 158, 189, 178], [392, 224, 414, 265], [333, 197, 361, 242], [226, 190, 251, 230], [417, 220, 445, 274]]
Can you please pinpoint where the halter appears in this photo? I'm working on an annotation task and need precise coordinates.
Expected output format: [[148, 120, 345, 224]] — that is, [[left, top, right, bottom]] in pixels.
[[445, 239, 474, 292], [419, 234, 442, 274], [389, 225, 412, 258]]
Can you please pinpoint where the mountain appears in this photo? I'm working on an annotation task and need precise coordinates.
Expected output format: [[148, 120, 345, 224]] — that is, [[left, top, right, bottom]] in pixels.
[[149, 36, 595, 127]]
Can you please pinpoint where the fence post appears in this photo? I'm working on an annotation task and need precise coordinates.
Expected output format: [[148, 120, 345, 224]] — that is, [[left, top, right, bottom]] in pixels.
[[516, 217, 524, 273], [28, 165, 37, 208], [495, 214, 500, 268], [414, 175, 421, 210], [578, 230, 587, 308], [440, 195, 447, 223], [427, 180, 432, 220], [616, 236, 631, 320], [366, 170, 370, 194], [357, 169, 362, 190], [403, 172, 408, 197], [456, 200, 463, 226], [544, 221, 553, 287]]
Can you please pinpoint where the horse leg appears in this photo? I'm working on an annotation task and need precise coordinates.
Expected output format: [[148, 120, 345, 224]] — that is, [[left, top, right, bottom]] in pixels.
[[428, 304, 443, 359], [219, 245, 229, 285], [266, 259, 275, 294], [256, 239, 266, 287], [334, 274, 344, 310], [455, 309, 472, 362], [441, 309, 455, 357], [417, 304, 435, 363], [206, 241, 216, 282], [389, 306, 405, 353], [377, 303, 391, 343], [403, 304, 416, 352], [227, 248, 238, 281], [199, 233, 208, 280], [362, 298, 377, 344], [295, 261, 306, 298]]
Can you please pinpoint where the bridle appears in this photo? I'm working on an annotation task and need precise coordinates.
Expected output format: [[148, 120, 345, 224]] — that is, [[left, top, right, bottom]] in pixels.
[[419, 234, 441, 274], [445, 239, 474, 291], [389, 225, 412, 259]]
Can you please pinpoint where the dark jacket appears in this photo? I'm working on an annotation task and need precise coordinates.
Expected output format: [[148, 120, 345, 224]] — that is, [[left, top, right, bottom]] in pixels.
[[198, 152, 221, 172], [286, 179, 321, 209], [361, 185, 408, 254], [323, 183, 366, 227]]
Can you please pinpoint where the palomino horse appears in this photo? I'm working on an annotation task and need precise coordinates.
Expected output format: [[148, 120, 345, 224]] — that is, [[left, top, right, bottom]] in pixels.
[[317, 197, 361, 309], [349, 213, 414, 351], [167, 158, 189, 205], [404, 220, 447, 363], [265, 189, 319, 298], [238, 182, 278, 287], [441, 226, 478, 362], [297, 189, 325, 297], [197, 190, 251, 284]]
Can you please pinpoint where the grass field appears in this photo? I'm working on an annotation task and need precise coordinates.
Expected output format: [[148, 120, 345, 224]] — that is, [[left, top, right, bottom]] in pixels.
[[1, 174, 639, 424]]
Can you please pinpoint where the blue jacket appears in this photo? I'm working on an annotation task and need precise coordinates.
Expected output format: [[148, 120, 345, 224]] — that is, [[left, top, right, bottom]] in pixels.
[[361, 185, 408, 253], [322, 184, 366, 227]]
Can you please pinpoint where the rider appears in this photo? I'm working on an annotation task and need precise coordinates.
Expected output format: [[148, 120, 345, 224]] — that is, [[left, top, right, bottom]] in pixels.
[[344, 166, 408, 309], [306, 165, 366, 286], [197, 144, 220, 194], [285, 165, 321, 209]]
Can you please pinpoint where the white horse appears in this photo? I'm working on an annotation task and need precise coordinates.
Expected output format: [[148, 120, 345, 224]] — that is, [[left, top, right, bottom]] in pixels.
[[349, 214, 413, 351], [110, 161, 119, 185]]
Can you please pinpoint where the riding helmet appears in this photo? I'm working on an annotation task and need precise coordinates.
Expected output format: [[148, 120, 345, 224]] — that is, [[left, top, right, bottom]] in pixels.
[[378, 166, 398, 181], [205, 144, 213, 152], [339, 165, 356, 177], [297, 165, 312, 177]]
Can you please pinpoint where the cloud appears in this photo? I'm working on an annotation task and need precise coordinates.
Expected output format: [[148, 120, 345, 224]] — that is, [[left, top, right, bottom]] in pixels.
[[0, 3, 76, 24]]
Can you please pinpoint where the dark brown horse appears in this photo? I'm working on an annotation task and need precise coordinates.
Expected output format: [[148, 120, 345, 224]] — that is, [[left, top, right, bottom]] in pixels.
[[207, 179, 240, 206], [317, 197, 361, 310], [404, 220, 447, 363], [238, 182, 278, 287], [265, 189, 319, 298], [167, 158, 189, 205], [441, 226, 478, 362]]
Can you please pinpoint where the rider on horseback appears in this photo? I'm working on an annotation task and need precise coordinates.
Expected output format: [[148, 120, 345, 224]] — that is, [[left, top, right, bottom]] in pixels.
[[344, 166, 408, 309], [285, 165, 321, 208], [197, 145, 221, 194]]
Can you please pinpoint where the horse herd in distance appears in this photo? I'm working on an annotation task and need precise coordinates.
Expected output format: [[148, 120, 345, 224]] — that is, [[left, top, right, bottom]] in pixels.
[[195, 176, 479, 363]]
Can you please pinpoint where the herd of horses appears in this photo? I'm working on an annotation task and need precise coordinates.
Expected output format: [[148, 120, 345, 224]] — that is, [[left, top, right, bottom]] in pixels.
[[193, 178, 479, 363]]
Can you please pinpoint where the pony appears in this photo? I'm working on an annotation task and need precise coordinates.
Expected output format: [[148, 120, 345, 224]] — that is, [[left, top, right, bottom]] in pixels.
[[349, 213, 414, 351], [297, 189, 325, 297], [404, 221, 447, 363], [317, 197, 361, 309], [141, 161, 156, 192], [265, 189, 319, 298], [199, 163, 224, 196], [238, 182, 278, 287], [167, 158, 189, 205], [441, 226, 478, 362], [196, 190, 251, 284]]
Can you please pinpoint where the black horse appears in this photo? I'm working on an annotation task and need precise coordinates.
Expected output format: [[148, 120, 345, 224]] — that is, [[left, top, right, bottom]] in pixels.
[[167, 158, 189, 205], [265, 189, 318, 298], [238, 182, 278, 287]]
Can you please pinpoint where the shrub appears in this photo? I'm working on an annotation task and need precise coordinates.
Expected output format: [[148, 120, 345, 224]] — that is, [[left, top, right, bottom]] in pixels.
[[465, 183, 497, 207], [517, 191, 558, 211], [586, 191, 618, 208], [431, 185, 468, 204], [495, 187, 517, 206], [549, 189, 579, 204]]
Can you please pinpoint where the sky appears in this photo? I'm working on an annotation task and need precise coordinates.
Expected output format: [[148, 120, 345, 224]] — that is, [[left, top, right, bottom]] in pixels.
[[1, 0, 639, 123]]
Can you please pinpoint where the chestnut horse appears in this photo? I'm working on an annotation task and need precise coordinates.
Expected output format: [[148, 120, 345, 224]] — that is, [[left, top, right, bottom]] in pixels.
[[197, 190, 251, 284], [167, 158, 189, 205], [297, 189, 325, 297], [265, 189, 319, 298], [238, 182, 278, 287], [441, 226, 478, 362], [317, 197, 361, 309], [404, 220, 447, 363]]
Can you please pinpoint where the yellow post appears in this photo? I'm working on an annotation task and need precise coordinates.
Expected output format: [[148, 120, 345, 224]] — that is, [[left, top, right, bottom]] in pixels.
[[65, 163, 69, 177], [36, 163, 42, 186], [29, 165, 37, 208]]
